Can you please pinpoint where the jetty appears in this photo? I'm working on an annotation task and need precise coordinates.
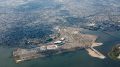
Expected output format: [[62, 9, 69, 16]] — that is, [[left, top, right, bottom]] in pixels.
[[86, 43, 106, 59]]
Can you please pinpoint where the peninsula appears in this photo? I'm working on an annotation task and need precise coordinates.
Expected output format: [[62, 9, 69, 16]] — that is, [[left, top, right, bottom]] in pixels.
[[13, 27, 106, 63]]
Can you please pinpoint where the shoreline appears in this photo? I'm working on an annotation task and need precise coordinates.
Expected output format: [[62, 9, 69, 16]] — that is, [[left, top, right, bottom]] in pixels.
[[13, 27, 106, 63], [86, 43, 106, 59]]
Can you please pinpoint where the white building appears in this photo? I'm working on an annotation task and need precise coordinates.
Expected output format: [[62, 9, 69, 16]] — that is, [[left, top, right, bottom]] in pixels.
[[47, 45, 58, 50]]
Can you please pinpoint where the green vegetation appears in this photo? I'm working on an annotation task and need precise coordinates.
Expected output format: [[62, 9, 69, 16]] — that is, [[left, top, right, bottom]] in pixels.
[[57, 33, 61, 37], [108, 44, 120, 60], [46, 38, 53, 42]]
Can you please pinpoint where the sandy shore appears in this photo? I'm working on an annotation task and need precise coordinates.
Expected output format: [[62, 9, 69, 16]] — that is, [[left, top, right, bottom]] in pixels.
[[86, 43, 106, 59]]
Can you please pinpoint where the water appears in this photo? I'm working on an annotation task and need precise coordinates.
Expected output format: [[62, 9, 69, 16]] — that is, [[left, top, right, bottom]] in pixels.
[[0, 0, 120, 67], [0, 30, 120, 67]]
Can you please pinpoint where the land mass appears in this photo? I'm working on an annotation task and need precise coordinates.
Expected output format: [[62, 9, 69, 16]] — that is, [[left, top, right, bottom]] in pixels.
[[13, 27, 106, 63], [108, 44, 120, 60]]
